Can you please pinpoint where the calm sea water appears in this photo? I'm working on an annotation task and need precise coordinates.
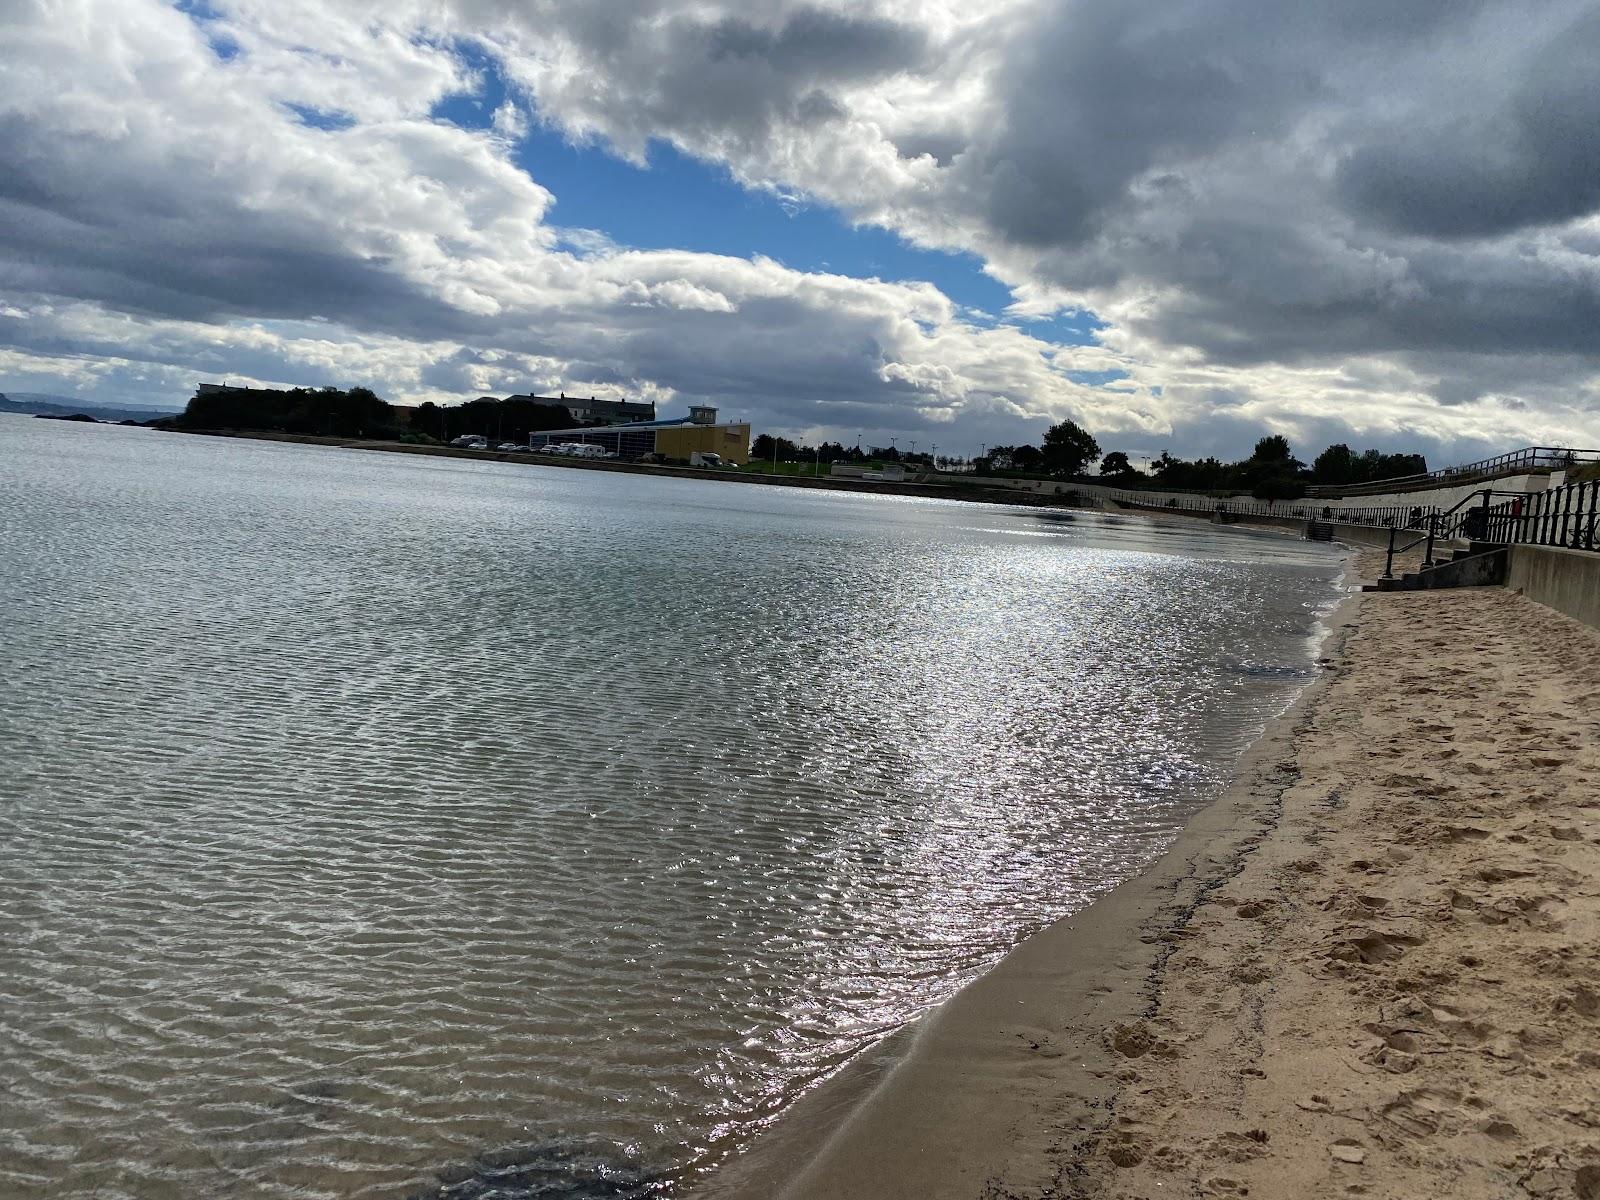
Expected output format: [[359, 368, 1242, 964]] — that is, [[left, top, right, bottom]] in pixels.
[[0, 415, 1345, 1199]]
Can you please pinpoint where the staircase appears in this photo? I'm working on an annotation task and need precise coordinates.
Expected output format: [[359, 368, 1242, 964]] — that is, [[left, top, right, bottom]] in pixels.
[[1362, 542, 1508, 592]]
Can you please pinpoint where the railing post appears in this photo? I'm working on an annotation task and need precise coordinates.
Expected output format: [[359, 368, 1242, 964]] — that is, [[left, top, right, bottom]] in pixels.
[[1383, 525, 1397, 579], [1423, 512, 1437, 567]]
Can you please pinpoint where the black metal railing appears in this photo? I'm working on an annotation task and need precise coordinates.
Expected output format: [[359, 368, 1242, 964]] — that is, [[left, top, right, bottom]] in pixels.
[[1380, 490, 1502, 579], [1110, 482, 1600, 571], [1485, 477, 1600, 551]]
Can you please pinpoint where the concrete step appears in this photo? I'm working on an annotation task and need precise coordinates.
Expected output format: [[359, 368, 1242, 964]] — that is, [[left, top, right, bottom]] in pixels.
[[1363, 575, 1418, 592], [1363, 546, 1509, 593]]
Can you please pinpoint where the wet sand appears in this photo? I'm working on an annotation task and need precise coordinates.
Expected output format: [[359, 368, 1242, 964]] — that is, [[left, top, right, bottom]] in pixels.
[[697, 547, 1600, 1199]]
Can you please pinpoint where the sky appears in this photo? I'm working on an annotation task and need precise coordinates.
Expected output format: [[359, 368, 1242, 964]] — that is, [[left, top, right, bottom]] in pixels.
[[1, 1, 1597, 461]]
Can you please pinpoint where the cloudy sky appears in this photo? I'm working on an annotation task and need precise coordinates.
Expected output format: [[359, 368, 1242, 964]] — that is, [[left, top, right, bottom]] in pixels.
[[2, 0, 1597, 460]]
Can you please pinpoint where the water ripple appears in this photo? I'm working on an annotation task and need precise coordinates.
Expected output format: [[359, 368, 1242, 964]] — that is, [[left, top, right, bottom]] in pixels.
[[0, 416, 1344, 1198]]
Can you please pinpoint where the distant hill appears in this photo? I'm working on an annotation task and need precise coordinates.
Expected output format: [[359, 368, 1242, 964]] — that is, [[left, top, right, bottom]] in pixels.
[[0, 391, 179, 424]]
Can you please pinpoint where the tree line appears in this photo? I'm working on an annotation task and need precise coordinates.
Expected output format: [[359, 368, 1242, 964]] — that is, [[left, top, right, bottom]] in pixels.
[[1131, 438, 1426, 498], [750, 435, 951, 468], [172, 385, 398, 439], [980, 423, 1427, 499], [168, 387, 577, 443]]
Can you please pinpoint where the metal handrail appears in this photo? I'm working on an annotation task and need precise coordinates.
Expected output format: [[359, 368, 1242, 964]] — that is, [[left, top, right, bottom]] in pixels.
[[1483, 475, 1600, 552], [1109, 481, 1600, 564], [1381, 488, 1503, 579]]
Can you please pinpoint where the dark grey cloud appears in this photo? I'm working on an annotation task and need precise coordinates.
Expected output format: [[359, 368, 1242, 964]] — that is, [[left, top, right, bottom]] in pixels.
[[707, 8, 925, 79], [0, 101, 455, 335], [960, 0, 1310, 247], [495, 2, 928, 153], [1335, 10, 1600, 238]]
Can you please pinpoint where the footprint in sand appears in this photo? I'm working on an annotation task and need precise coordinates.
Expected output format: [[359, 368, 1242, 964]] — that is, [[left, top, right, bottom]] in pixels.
[[1379, 1087, 1462, 1138], [1476, 865, 1535, 883], [1330, 928, 1424, 965]]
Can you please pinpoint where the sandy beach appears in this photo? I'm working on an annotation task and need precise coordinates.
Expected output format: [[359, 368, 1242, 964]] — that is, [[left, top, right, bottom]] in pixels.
[[699, 546, 1600, 1200]]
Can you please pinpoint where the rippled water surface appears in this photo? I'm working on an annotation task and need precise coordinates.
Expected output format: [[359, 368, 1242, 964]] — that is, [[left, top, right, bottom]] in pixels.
[[0, 416, 1345, 1198]]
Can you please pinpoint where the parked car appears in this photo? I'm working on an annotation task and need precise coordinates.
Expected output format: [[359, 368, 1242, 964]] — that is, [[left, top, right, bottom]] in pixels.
[[560, 443, 615, 459], [449, 434, 488, 449], [495, 441, 522, 451]]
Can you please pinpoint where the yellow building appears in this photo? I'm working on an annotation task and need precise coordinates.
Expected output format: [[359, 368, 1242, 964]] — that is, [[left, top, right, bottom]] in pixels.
[[527, 406, 751, 465], [655, 420, 752, 466]]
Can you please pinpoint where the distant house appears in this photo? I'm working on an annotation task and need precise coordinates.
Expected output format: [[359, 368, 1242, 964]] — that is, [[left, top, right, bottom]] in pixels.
[[505, 391, 655, 426]]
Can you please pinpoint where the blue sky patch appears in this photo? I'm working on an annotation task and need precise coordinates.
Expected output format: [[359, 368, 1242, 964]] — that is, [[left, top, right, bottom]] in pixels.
[[429, 41, 1051, 330], [284, 103, 356, 131], [176, 0, 239, 61]]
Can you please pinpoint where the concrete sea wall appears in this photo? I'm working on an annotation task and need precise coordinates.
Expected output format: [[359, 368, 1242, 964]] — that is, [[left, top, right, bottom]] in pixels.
[[1506, 545, 1600, 630], [967, 472, 1557, 517]]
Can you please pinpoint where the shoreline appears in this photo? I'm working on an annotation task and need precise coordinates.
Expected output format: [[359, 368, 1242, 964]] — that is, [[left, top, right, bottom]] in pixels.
[[693, 545, 1600, 1199], [146, 425, 1084, 510], [690, 556, 1367, 1200]]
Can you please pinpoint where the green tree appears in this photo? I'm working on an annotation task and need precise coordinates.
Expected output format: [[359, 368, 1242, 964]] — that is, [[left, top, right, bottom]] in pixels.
[[1041, 419, 1101, 476], [1241, 433, 1305, 497], [1012, 444, 1045, 472], [1099, 450, 1136, 477], [1250, 435, 1300, 468], [1312, 443, 1357, 484], [177, 384, 399, 438]]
